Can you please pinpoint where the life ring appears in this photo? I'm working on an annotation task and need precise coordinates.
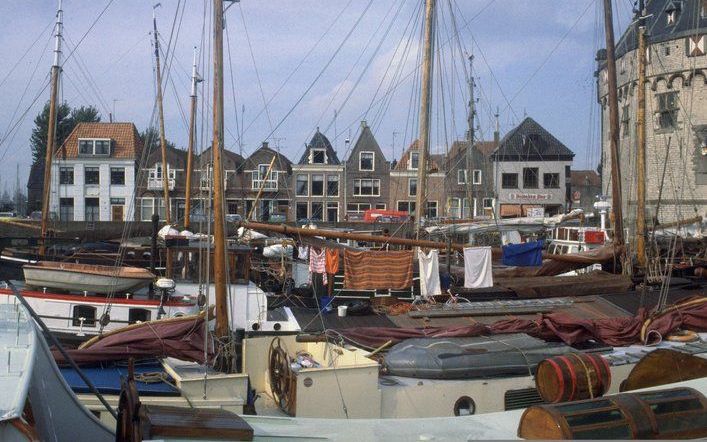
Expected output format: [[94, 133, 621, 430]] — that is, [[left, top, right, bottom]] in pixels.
[[665, 329, 699, 343]]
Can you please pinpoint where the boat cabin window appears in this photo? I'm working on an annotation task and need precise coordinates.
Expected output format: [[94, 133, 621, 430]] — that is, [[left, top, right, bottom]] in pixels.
[[72, 305, 97, 327], [129, 308, 151, 323]]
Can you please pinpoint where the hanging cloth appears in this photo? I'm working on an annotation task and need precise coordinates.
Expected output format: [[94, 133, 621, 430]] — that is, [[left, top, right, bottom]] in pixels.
[[325, 248, 340, 275], [343, 250, 413, 290], [502, 240, 544, 267], [298, 245, 309, 261], [463, 246, 493, 289], [417, 248, 441, 297], [309, 248, 327, 285]]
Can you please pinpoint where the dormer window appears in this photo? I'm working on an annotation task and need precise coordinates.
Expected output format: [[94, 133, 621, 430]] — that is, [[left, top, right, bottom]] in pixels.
[[78, 138, 111, 156], [310, 148, 326, 164], [408, 152, 419, 170], [666, 2, 681, 25]]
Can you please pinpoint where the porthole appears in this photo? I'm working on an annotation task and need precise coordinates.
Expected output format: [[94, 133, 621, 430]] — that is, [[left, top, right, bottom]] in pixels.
[[454, 396, 476, 416]]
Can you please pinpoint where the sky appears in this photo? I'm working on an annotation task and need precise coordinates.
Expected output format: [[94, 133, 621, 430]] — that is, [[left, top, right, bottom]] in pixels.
[[0, 0, 637, 192]]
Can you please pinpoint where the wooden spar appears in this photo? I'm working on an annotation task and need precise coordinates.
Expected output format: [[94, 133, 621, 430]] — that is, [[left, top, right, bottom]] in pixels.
[[636, 3, 647, 267], [39, 1, 63, 257], [212, 0, 229, 339], [153, 7, 173, 278], [239, 221, 606, 264], [153, 8, 172, 226], [466, 53, 475, 221], [247, 155, 277, 221], [414, 0, 435, 234], [651, 215, 703, 230], [184, 47, 199, 231], [602, 0, 625, 245]]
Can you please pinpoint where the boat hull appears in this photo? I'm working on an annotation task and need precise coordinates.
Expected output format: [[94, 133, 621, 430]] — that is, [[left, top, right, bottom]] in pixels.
[[23, 262, 153, 294]]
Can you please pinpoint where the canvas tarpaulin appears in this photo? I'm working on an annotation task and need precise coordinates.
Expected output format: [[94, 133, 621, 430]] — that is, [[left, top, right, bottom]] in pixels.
[[502, 240, 543, 267], [334, 296, 707, 349], [344, 249, 414, 290], [53, 315, 213, 365]]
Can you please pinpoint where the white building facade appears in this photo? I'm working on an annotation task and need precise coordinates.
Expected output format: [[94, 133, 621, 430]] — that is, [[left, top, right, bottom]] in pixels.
[[49, 123, 141, 222]]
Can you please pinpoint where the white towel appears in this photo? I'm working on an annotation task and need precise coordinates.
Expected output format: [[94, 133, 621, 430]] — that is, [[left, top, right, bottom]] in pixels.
[[298, 246, 309, 261], [463, 246, 493, 288], [417, 248, 442, 297]]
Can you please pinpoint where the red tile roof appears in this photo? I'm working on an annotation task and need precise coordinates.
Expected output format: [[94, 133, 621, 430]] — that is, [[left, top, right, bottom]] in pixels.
[[56, 122, 142, 159]]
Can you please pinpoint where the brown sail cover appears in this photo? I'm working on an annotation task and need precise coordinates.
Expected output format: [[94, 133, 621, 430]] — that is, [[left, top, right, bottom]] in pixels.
[[344, 250, 414, 290], [53, 316, 213, 365], [336, 296, 707, 349]]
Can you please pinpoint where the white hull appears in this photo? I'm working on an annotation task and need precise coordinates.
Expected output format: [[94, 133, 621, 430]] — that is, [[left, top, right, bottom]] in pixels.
[[23, 266, 151, 294]]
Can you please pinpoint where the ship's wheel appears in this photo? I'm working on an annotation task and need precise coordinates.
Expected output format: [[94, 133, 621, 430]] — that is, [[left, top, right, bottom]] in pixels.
[[268, 337, 295, 415], [116, 359, 142, 442]]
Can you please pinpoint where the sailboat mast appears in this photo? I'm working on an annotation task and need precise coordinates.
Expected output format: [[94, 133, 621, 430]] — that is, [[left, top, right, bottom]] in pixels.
[[414, 0, 436, 233], [184, 47, 199, 231], [602, 0, 625, 245], [212, 0, 229, 338], [635, 0, 647, 266], [153, 6, 174, 278], [466, 53, 475, 220], [39, 0, 63, 257]]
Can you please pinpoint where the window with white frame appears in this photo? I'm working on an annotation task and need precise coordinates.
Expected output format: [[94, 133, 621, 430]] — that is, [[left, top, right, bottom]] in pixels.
[[426, 201, 438, 219], [59, 198, 74, 221], [311, 202, 323, 220], [353, 178, 380, 196], [457, 169, 466, 184], [346, 203, 371, 213], [326, 202, 339, 222], [296, 174, 308, 196], [483, 198, 494, 209], [375, 203, 386, 210], [472, 169, 482, 185], [408, 152, 419, 170], [397, 201, 415, 213], [59, 167, 74, 185], [138, 197, 166, 221], [359, 151, 374, 171], [149, 163, 176, 180], [85, 167, 100, 185], [252, 164, 278, 190], [408, 178, 417, 197], [310, 148, 326, 164], [78, 138, 111, 156], [450, 198, 461, 218], [296, 202, 308, 220], [327, 175, 339, 196], [311, 174, 324, 196]]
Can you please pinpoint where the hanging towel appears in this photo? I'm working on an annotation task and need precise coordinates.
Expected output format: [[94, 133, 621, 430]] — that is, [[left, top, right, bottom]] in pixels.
[[309, 248, 327, 285], [417, 248, 442, 297], [298, 245, 309, 261], [463, 246, 493, 288], [344, 250, 413, 290], [502, 240, 544, 267], [325, 248, 340, 275]]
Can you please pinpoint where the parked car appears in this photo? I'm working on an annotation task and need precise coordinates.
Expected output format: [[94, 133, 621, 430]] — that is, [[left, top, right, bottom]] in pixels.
[[29, 211, 58, 221], [0, 212, 17, 218]]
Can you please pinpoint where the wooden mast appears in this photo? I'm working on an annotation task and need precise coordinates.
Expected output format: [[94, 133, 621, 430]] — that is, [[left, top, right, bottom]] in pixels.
[[466, 53, 475, 220], [153, 6, 173, 277], [635, 0, 647, 267], [602, 0, 625, 245], [212, 0, 229, 339], [39, 0, 63, 257], [414, 0, 436, 233], [184, 47, 200, 231]]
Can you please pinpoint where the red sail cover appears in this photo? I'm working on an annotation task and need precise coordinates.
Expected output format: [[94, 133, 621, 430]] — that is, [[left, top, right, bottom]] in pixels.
[[337, 296, 707, 349], [53, 316, 213, 365]]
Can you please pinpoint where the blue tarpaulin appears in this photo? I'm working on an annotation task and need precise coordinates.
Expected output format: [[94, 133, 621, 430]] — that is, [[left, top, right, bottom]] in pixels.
[[502, 240, 543, 267], [60, 361, 180, 396]]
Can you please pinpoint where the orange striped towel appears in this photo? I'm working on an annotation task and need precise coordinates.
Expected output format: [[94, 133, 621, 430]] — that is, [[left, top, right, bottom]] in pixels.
[[343, 250, 413, 290]]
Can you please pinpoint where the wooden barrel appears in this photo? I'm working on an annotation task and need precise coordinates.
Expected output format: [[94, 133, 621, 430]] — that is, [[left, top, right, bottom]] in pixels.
[[518, 387, 707, 439], [535, 353, 611, 403]]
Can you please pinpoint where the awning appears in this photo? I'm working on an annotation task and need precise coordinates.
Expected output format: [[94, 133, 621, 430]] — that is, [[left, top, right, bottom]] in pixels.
[[500, 204, 522, 218]]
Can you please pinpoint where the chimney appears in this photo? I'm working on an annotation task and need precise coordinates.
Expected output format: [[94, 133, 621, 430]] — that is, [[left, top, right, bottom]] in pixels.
[[360, 120, 367, 129], [262, 141, 269, 149], [493, 107, 500, 144]]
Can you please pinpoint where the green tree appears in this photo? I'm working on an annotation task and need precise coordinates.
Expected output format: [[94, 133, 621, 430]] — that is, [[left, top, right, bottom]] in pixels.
[[139, 127, 177, 154], [30, 102, 101, 165]]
